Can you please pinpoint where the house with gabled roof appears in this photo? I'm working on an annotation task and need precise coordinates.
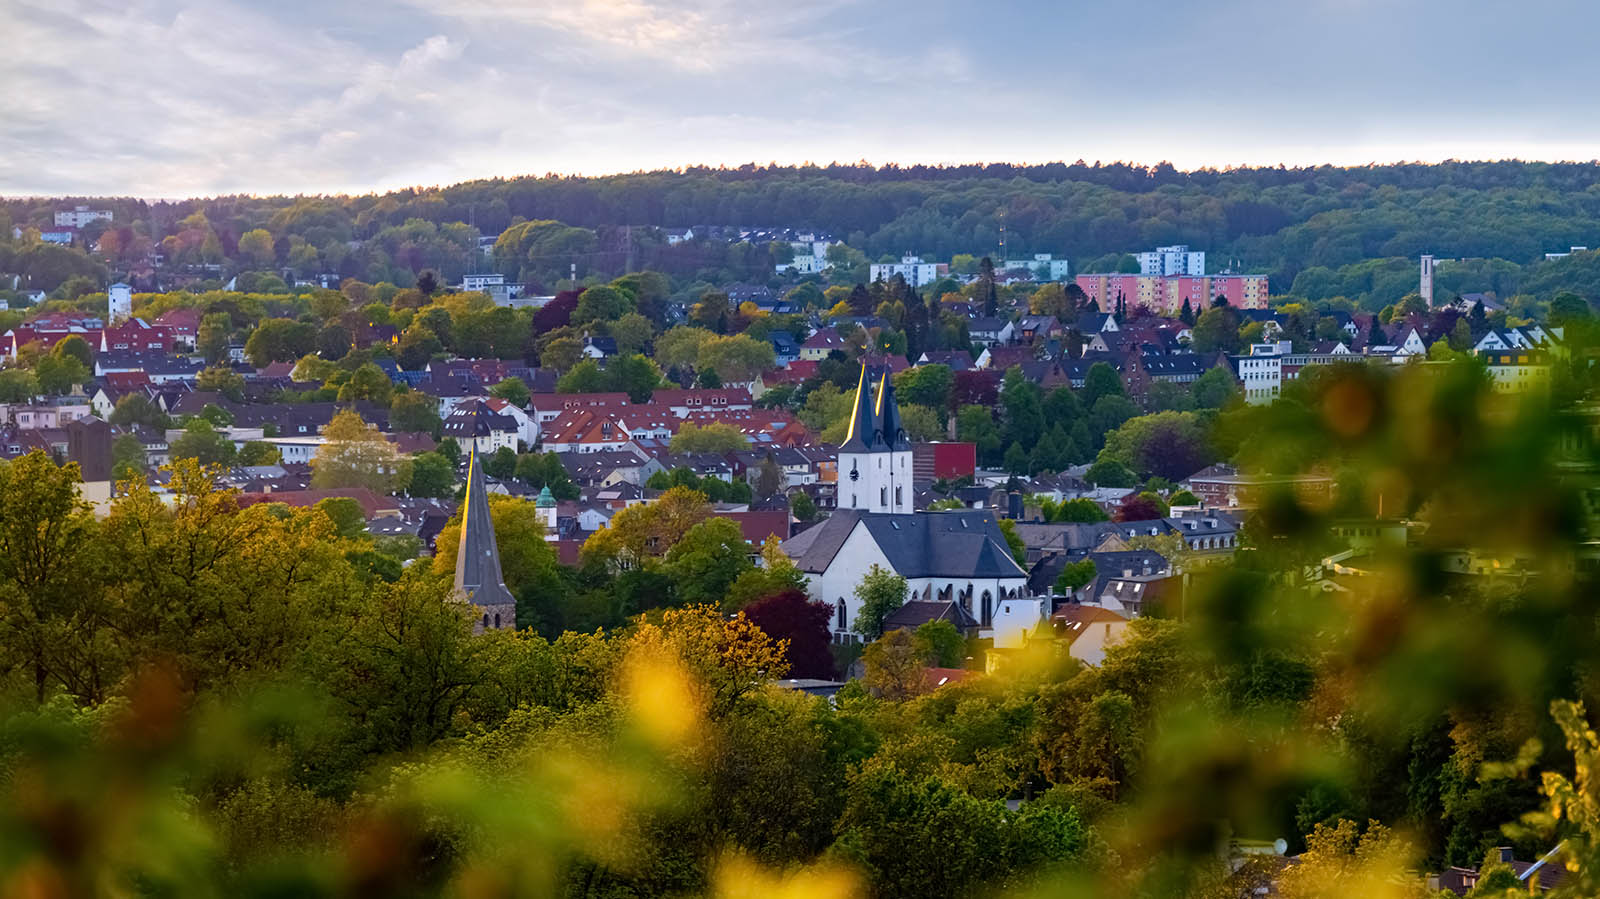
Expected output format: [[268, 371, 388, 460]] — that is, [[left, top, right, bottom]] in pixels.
[[442, 399, 520, 453], [1051, 604, 1130, 665], [799, 329, 849, 361]]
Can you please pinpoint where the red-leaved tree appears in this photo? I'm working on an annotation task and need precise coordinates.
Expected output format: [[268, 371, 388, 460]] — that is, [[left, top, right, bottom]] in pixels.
[[743, 589, 835, 679], [1116, 492, 1166, 523]]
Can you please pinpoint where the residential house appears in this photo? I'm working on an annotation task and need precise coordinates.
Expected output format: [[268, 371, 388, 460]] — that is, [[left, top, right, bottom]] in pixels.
[[916, 349, 974, 371], [974, 344, 1036, 371], [529, 392, 631, 427], [154, 308, 202, 350], [658, 452, 736, 482], [651, 387, 753, 416], [798, 329, 848, 361], [581, 335, 617, 359], [769, 331, 800, 366], [1015, 315, 1063, 341], [441, 399, 521, 454], [967, 316, 1014, 347], [482, 396, 538, 446], [558, 449, 662, 487], [411, 376, 487, 417], [99, 319, 171, 354], [1051, 605, 1130, 665], [882, 600, 980, 639]]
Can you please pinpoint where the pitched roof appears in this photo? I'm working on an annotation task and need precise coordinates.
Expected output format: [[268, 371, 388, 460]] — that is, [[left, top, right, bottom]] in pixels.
[[883, 599, 980, 633], [838, 364, 882, 454], [454, 448, 516, 612], [721, 509, 791, 544], [1052, 604, 1129, 645], [782, 510, 1027, 579], [872, 370, 909, 452]]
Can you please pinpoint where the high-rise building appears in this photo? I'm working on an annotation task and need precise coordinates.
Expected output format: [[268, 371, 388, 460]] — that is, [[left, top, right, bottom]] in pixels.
[[837, 365, 913, 514], [1074, 273, 1269, 314], [1138, 245, 1206, 277], [455, 444, 517, 631]]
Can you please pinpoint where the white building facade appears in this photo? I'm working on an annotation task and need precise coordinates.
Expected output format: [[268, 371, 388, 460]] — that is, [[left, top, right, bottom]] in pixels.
[[55, 206, 113, 228], [1138, 245, 1206, 277], [869, 255, 941, 288]]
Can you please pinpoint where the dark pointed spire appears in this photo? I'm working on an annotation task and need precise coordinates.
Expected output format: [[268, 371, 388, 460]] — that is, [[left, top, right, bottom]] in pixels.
[[454, 439, 515, 622], [874, 370, 907, 452], [839, 363, 882, 453]]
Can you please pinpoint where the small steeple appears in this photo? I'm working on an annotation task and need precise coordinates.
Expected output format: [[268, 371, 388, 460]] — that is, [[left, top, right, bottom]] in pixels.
[[454, 439, 515, 626], [838, 363, 882, 453]]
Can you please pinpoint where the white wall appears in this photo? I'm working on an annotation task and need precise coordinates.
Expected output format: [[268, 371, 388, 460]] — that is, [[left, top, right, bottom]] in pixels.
[[803, 519, 1029, 640]]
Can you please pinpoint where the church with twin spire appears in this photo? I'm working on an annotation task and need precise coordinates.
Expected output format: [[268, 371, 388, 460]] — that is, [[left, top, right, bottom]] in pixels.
[[782, 363, 1031, 643]]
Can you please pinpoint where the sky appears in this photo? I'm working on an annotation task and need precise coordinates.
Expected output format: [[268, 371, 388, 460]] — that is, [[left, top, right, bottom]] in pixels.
[[2, 0, 1596, 198]]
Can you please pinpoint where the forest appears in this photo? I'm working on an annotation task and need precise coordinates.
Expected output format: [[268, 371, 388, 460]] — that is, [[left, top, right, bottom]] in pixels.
[[4, 348, 1600, 897], [8, 161, 1600, 309]]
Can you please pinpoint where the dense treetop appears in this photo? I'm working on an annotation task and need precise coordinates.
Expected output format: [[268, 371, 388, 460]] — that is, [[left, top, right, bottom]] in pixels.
[[8, 160, 1600, 304]]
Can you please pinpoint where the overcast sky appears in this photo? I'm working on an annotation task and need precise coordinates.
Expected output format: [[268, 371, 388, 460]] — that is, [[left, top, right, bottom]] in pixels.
[[3, 0, 1596, 198]]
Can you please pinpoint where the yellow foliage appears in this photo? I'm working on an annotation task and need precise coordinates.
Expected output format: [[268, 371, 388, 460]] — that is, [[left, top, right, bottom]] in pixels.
[[714, 853, 865, 899], [580, 486, 711, 569]]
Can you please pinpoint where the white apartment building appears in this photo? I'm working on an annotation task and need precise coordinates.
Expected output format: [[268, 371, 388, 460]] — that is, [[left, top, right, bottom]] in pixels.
[[777, 255, 825, 275], [869, 255, 941, 288], [461, 273, 506, 292], [998, 254, 1072, 281], [54, 206, 113, 229], [1234, 341, 1290, 404], [1138, 245, 1206, 277]]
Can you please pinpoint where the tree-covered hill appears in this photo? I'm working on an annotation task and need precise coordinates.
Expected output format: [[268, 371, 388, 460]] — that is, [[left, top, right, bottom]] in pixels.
[[7, 160, 1600, 303]]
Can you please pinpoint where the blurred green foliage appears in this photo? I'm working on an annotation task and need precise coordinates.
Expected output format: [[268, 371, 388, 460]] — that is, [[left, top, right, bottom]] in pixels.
[[4, 343, 1600, 897]]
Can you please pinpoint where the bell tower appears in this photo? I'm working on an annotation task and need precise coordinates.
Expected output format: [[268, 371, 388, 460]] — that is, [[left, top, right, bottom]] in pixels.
[[836, 364, 913, 514], [873, 370, 914, 514]]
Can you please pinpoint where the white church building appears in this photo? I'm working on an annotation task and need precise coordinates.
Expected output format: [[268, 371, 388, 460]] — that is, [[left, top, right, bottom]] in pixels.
[[781, 364, 1031, 643]]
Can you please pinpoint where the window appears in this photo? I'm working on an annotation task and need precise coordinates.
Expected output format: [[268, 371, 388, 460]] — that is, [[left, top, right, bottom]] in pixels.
[[837, 600, 846, 630], [880, 487, 887, 506], [895, 486, 903, 505], [482, 614, 489, 628]]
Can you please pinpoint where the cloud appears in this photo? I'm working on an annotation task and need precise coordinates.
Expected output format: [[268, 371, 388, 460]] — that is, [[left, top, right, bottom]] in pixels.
[[1, 0, 1594, 198]]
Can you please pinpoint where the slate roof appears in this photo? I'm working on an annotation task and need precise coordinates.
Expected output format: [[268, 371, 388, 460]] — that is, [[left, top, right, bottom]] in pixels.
[[883, 599, 980, 633], [454, 447, 516, 612], [442, 399, 518, 439], [918, 350, 973, 371], [1074, 311, 1117, 333], [838, 364, 883, 454], [1028, 548, 1169, 595], [781, 510, 1026, 579]]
